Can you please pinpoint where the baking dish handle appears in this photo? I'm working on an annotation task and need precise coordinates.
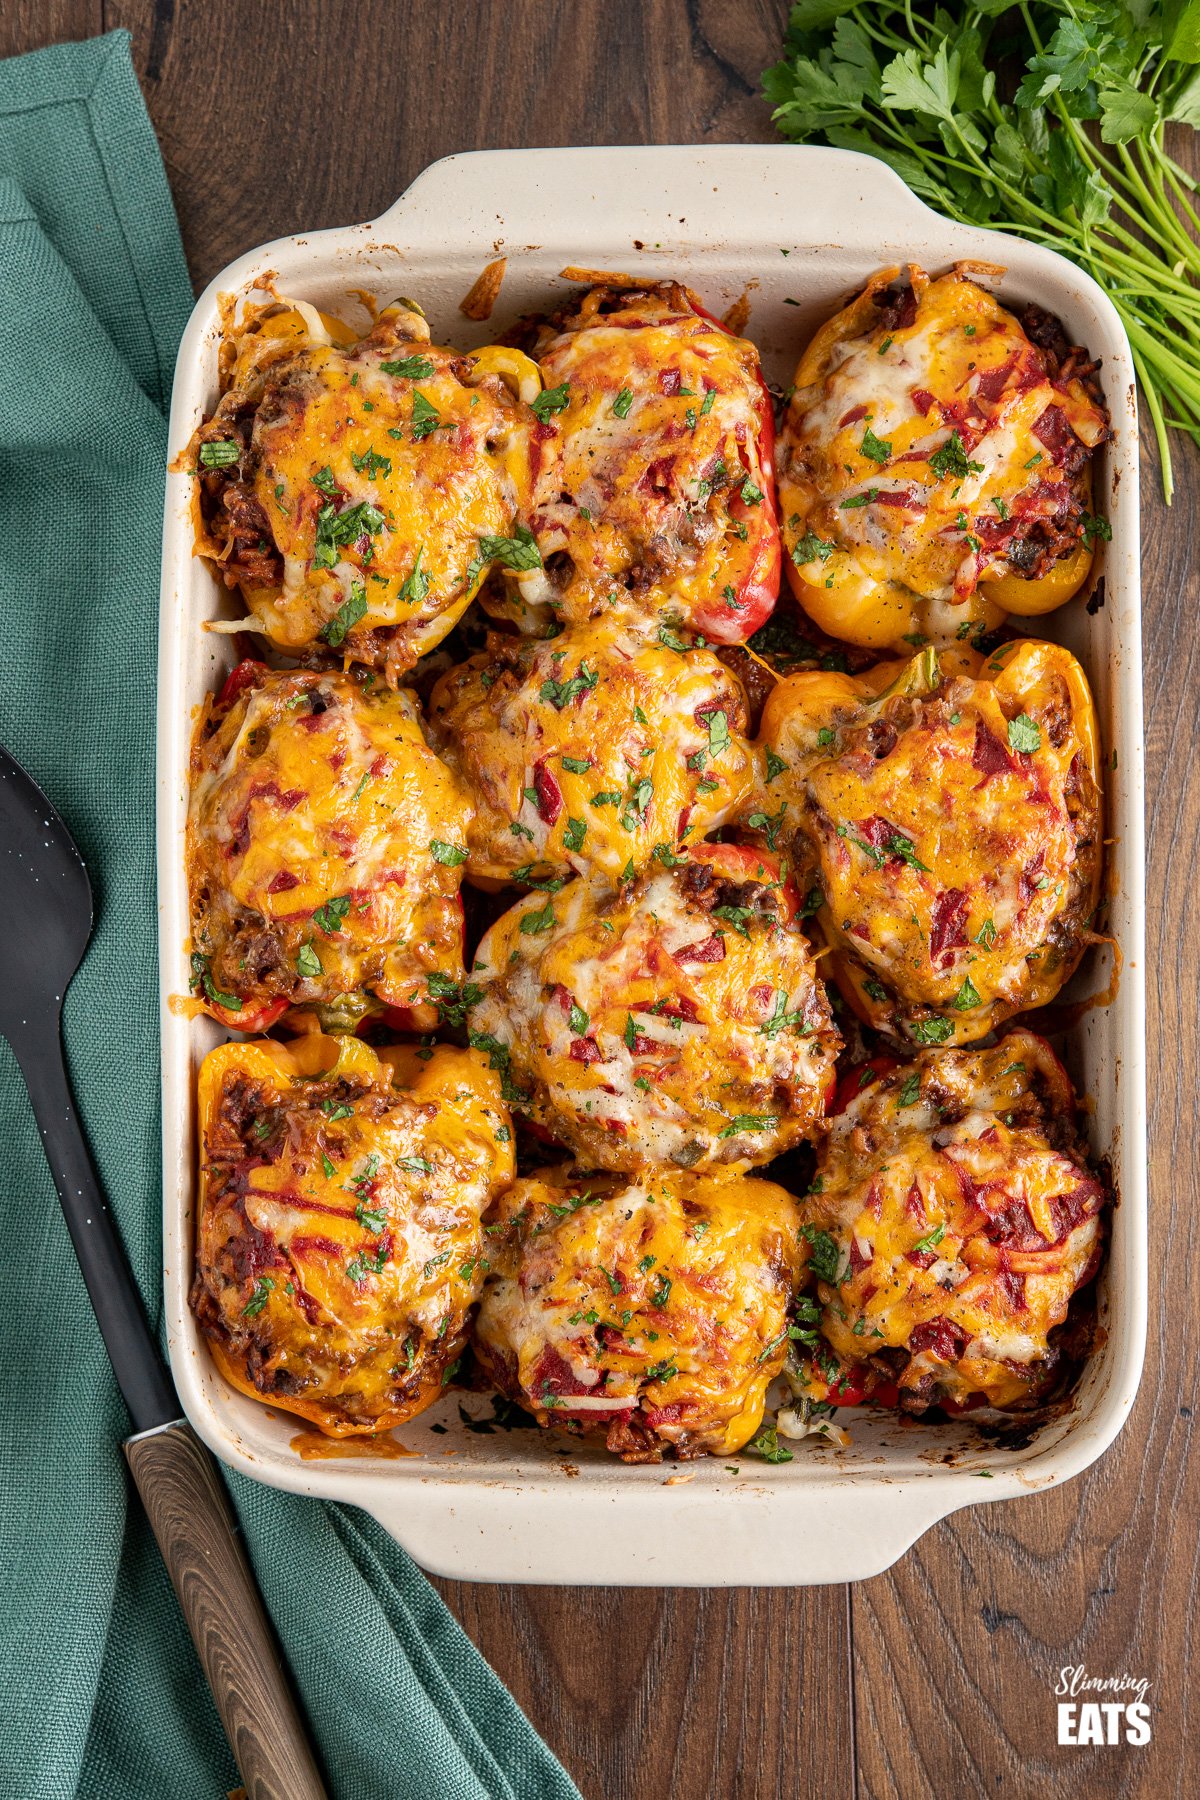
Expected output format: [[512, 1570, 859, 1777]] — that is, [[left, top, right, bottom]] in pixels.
[[369, 145, 949, 259]]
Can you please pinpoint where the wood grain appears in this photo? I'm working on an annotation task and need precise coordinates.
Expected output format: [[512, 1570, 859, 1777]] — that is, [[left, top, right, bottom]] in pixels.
[[4, 1, 1193, 1793], [125, 1420, 329, 1800]]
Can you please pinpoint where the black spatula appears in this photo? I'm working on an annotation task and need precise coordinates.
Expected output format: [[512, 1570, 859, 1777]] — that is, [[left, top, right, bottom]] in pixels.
[[0, 744, 327, 1800]]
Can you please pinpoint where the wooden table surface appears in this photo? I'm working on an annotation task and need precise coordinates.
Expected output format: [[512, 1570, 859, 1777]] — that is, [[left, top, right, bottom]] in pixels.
[[6, 4, 1192, 1794]]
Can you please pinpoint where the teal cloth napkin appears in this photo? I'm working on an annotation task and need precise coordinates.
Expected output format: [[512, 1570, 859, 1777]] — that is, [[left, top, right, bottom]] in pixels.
[[0, 32, 580, 1800]]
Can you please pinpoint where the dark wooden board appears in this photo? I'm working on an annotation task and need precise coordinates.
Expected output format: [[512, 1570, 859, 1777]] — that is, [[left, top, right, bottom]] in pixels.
[[4, 3, 1193, 1794]]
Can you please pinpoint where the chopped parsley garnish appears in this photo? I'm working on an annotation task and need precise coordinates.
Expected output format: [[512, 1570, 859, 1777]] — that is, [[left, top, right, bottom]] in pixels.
[[713, 903, 753, 937], [188, 952, 241, 1014], [952, 976, 982, 1011], [718, 1113, 779, 1139], [975, 918, 998, 949], [295, 943, 322, 978], [897, 1074, 921, 1107], [429, 838, 468, 866], [532, 381, 571, 422], [562, 755, 592, 774], [351, 446, 391, 480], [928, 431, 984, 480], [913, 1223, 947, 1254], [798, 1224, 840, 1284], [760, 990, 806, 1039], [765, 747, 788, 783], [1082, 512, 1112, 545], [346, 1244, 390, 1283], [705, 710, 730, 757], [1008, 713, 1041, 754], [886, 833, 930, 873], [539, 663, 598, 709], [747, 803, 787, 851], [409, 391, 441, 439], [792, 529, 835, 563], [840, 489, 879, 510], [242, 1277, 274, 1317], [355, 1200, 387, 1233], [380, 354, 435, 379], [748, 1425, 793, 1464], [426, 972, 483, 1028], [466, 522, 543, 587], [861, 424, 892, 464], [313, 499, 385, 573], [740, 477, 764, 505], [397, 548, 430, 608], [397, 1156, 433, 1176], [519, 899, 557, 935], [568, 1002, 589, 1035], [320, 579, 369, 647], [310, 894, 352, 939], [912, 1017, 954, 1045], [563, 817, 587, 853], [658, 626, 691, 653], [612, 387, 634, 418]]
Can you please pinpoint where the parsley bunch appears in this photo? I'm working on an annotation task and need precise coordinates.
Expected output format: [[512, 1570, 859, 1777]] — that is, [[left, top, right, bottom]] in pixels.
[[764, 1, 1200, 500]]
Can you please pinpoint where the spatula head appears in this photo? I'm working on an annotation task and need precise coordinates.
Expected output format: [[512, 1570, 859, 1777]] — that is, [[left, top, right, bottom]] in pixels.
[[0, 746, 93, 1041]]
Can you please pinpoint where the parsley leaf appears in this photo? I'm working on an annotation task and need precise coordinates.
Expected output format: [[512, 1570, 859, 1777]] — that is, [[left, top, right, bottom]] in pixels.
[[799, 1224, 840, 1283], [539, 663, 598, 709], [928, 430, 985, 480], [380, 354, 435, 379], [466, 523, 543, 587], [312, 894, 351, 933], [532, 381, 570, 422], [1008, 713, 1041, 754], [793, 529, 835, 564], [861, 424, 892, 463]]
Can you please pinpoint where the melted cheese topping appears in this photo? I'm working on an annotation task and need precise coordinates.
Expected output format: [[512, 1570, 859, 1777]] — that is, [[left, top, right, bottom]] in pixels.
[[198, 308, 531, 672], [474, 1168, 803, 1459], [778, 270, 1108, 649], [188, 668, 472, 1024], [469, 848, 839, 1172], [492, 285, 779, 643], [756, 642, 1101, 1045], [427, 619, 755, 882], [796, 1034, 1104, 1411], [193, 1038, 514, 1434]]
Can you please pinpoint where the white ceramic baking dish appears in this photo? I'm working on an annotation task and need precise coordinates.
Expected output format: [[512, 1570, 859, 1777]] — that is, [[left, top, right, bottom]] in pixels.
[[157, 146, 1146, 1586]]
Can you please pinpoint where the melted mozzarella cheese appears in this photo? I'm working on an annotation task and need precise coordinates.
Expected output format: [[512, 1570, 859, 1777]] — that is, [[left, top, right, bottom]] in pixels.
[[194, 1040, 513, 1435], [196, 308, 533, 671], [784, 272, 1107, 602], [494, 287, 777, 642], [799, 1033, 1105, 1411], [759, 645, 1100, 1045], [427, 618, 755, 883], [474, 1169, 803, 1458], [188, 668, 472, 1017], [469, 858, 839, 1173]]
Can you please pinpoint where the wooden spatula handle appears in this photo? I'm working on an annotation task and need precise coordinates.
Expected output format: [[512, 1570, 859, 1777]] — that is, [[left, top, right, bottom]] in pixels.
[[124, 1419, 328, 1800]]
